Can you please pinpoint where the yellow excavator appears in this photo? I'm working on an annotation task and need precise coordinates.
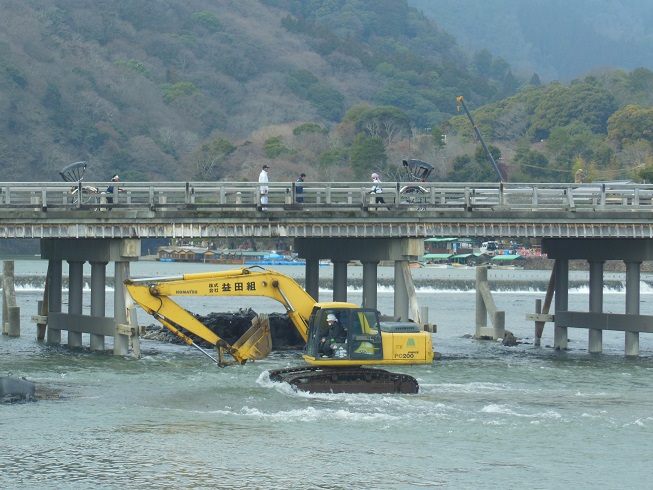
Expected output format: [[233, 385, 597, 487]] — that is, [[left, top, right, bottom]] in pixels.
[[124, 266, 434, 393]]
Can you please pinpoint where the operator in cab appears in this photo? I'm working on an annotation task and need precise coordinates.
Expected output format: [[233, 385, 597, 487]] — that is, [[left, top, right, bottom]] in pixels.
[[319, 313, 346, 358]]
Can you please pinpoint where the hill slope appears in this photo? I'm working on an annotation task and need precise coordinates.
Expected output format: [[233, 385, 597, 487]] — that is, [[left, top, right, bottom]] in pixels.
[[410, 0, 653, 81], [1, 0, 511, 182]]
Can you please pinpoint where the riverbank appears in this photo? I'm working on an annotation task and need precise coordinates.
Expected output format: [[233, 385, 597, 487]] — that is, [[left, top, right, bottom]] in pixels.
[[7, 254, 653, 302], [141, 253, 653, 273], [519, 255, 653, 272]]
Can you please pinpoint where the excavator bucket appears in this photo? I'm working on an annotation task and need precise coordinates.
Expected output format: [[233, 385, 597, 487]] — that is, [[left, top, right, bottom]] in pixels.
[[232, 314, 272, 361]]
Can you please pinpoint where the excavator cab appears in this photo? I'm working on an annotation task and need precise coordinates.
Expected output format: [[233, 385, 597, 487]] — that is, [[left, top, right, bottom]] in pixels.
[[304, 305, 383, 365]]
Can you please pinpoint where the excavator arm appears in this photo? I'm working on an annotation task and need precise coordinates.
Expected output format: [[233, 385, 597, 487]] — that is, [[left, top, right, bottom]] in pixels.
[[124, 266, 317, 365]]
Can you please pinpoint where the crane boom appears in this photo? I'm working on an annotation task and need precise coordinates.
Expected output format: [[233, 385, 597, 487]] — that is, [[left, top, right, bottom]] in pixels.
[[457, 95, 505, 183]]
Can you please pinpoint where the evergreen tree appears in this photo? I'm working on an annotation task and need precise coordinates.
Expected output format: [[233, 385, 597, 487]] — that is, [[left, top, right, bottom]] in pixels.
[[350, 134, 387, 179]]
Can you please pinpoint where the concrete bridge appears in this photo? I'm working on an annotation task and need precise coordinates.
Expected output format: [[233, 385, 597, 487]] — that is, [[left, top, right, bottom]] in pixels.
[[2, 180, 653, 358], [2, 180, 653, 239]]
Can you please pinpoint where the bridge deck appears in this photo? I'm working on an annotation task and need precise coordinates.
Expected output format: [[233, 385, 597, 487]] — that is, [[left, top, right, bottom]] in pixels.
[[2, 181, 653, 239]]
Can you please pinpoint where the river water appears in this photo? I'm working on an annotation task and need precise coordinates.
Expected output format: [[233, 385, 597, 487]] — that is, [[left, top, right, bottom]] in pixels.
[[1, 259, 652, 489]]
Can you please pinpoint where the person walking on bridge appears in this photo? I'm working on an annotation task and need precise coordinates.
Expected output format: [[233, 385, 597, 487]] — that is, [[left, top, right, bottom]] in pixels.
[[259, 164, 270, 210], [106, 174, 122, 210], [296, 172, 306, 203], [370, 172, 386, 205]]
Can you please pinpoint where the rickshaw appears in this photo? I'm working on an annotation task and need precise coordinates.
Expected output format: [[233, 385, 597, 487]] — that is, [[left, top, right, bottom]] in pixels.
[[400, 159, 433, 209], [59, 161, 99, 205]]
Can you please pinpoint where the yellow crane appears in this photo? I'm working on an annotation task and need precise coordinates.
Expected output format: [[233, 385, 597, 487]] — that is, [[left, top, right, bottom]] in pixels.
[[457, 95, 505, 182]]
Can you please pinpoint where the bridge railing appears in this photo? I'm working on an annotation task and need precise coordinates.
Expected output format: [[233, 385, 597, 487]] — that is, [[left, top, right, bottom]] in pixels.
[[2, 181, 653, 212]]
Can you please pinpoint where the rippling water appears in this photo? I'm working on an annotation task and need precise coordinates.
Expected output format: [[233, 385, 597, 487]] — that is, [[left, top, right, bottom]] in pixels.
[[1, 260, 652, 489]]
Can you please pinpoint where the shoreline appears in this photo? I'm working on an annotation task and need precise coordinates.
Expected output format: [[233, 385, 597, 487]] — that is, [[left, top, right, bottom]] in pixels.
[[7, 256, 653, 286]]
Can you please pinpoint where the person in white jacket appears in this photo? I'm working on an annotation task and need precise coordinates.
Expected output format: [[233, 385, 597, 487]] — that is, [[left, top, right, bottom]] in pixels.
[[259, 164, 270, 210], [371, 172, 385, 204]]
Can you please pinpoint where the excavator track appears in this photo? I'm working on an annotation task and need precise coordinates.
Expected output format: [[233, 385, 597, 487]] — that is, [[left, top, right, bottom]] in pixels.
[[268, 366, 419, 394]]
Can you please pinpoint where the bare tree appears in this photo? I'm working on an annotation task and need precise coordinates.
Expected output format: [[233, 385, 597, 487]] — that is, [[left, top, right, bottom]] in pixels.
[[127, 135, 177, 180], [616, 140, 653, 174], [493, 102, 530, 141]]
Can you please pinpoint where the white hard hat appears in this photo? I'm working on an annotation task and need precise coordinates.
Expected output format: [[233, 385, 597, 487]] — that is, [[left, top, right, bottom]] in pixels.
[[327, 314, 337, 322], [371, 173, 379, 179]]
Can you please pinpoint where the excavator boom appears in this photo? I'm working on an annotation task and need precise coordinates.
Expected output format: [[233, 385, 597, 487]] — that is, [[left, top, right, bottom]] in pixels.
[[127, 266, 316, 332], [125, 266, 356, 365]]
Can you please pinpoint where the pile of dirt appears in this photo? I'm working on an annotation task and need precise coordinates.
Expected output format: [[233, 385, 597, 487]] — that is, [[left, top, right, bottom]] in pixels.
[[142, 307, 302, 350]]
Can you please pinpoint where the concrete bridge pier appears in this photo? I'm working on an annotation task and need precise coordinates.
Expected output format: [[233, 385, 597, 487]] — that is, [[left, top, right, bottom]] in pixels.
[[2, 261, 20, 337], [305, 258, 320, 301], [46, 260, 63, 345], [625, 260, 640, 357], [113, 261, 131, 356], [543, 238, 653, 357], [394, 260, 409, 321], [67, 260, 84, 348], [553, 258, 569, 350], [361, 260, 379, 310], [475, 266, 505, 339], [332, 260, 348, 302], [296, 238, 423, 321], [90, 261, 107, 351], [588, 260, 604, 353], [40, 238, 140, 355]]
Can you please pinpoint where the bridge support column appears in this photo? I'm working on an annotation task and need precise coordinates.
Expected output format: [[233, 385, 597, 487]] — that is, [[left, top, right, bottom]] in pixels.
[[2, 261, 20, 337], [46, 260, 63, 345], [394, 260, 409, 321], [305, 258, 320, 302], [113, 261, 130, 356], [625, 260, 641, 357], [332, 260, 348, 302], [41, 238, 140, 355], [90, 261, 107, 351], [362, 261, 379, 310], [475, 266, 488, 337], [543, 238, 653, 358], [588, 260, 604, 354], [295, 237, 423, 319], [554, 259, 569, 350], [67, 260, 84, 348], [475, 266, 504, 339]]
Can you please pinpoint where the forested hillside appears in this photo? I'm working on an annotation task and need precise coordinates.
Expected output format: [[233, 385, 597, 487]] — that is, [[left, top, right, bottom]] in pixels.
[[0, 0, 517, 183], [410, 0, 653, 81], [1, 0, 653, 186], [449, 71, 653, 183]]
